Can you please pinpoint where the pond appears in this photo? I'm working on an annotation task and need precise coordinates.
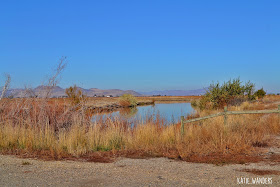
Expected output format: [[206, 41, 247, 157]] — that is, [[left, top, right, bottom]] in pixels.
[[92, 102, 195, 125]]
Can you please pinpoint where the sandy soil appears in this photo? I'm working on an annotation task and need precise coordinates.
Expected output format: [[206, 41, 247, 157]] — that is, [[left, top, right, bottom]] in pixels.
[[0, 155, 279, 187]]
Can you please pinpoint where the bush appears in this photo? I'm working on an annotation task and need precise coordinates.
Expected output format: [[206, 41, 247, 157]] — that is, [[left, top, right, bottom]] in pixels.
[[119, 94, 138, 107], [65, 85, 85, 106], [254, 88, 266, 99], [191, 100, 198, 108], [198, 78, 256, 110]]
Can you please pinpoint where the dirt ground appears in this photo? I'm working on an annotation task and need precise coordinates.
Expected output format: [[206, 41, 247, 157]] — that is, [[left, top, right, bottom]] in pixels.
[[0, 155, 279, 187]]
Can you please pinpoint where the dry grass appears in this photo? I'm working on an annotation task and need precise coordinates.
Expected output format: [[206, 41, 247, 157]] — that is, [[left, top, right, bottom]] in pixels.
[[22, 161, 31, 165], [84, 96, 200, 107], [0, 96, 279, 164]]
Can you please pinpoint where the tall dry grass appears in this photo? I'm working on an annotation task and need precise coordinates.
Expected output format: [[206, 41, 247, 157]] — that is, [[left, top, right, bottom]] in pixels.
[[0, 96, 279, 162]]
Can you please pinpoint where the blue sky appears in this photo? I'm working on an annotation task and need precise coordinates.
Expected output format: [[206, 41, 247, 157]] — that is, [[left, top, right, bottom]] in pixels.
[[0, 0, 279, 92]]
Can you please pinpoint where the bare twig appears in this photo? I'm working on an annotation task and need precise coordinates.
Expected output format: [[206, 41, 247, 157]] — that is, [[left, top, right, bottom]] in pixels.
[[24, 85, 38, 98], [44, 57, 67, 98], [0, 74, 11, 100]]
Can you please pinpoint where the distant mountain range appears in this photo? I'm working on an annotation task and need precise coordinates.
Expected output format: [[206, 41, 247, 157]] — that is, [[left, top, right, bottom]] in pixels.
[[139, 88, 207, 96], [6, 86, 142, 98], [4, 86, 207, 98]]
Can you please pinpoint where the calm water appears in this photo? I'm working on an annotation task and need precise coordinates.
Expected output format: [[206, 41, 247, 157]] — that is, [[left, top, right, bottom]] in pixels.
[[92, 102, 195, 125]]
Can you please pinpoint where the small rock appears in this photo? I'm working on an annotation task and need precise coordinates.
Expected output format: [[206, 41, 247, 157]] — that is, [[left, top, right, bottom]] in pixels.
[[157, 176, 164, 180]]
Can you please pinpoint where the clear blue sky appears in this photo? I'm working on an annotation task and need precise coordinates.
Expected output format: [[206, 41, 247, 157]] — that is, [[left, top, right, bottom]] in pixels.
[[0, 0, 279, 93]]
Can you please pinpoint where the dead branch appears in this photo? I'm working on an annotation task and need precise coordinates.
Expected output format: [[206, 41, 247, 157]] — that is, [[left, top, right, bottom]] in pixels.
[[0, 74, 11, 100], [44, 57, 67, 98]]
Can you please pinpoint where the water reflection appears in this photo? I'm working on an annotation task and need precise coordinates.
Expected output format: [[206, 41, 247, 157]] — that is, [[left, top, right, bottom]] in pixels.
[[92, 102, 195, 125], [119, 107, 138, 118]]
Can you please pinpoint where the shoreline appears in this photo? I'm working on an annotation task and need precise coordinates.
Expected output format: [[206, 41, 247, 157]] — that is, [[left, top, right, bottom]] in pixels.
[[87, 101, 155, 113], [86, 96, 199, 113]]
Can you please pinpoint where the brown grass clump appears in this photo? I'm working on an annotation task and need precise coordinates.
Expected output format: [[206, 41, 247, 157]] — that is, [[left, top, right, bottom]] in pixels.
[[119, 100, 131, 107]]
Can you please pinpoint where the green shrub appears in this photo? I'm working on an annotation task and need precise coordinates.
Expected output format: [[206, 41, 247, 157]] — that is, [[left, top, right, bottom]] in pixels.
[[119, 94, 138, 107], [191, 100, 198, 108], [254, 88, 266, 99], [198, 78, 256, 110]]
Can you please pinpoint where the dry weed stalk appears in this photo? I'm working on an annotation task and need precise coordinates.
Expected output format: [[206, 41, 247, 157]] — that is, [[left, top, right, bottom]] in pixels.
[[0, 74, 11, 100]]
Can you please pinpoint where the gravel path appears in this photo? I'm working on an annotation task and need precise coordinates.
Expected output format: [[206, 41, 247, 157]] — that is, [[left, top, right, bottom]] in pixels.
[[0, 155, 279, 187]]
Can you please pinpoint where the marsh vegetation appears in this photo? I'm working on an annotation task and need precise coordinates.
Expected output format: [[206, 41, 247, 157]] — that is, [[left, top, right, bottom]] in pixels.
[[0, 62, 279, 164]]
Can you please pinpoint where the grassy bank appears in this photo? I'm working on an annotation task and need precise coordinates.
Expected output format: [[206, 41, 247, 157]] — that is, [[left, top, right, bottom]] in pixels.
[[84, 96, 199, 108], [0, 96, 280, 163]]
